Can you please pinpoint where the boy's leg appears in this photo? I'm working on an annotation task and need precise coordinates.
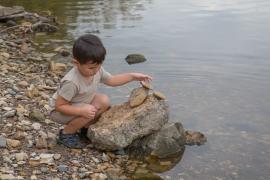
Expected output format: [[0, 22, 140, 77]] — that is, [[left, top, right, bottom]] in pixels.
[[63, 116, 93, 134], [83, 93, 110, 128]]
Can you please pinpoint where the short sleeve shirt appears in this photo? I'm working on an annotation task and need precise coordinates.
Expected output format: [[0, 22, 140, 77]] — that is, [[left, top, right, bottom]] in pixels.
[[50, 66, 111, 109]]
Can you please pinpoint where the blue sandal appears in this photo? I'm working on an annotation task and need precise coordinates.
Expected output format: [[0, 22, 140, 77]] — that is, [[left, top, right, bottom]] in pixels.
[[58, 129, 86, 149]]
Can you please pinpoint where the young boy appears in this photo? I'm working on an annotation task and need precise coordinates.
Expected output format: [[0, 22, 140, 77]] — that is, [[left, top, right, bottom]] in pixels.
[[50, 34, 152, 149]]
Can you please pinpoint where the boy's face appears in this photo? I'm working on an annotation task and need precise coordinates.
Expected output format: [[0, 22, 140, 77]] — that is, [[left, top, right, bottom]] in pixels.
[[73, 59, 101, 77]]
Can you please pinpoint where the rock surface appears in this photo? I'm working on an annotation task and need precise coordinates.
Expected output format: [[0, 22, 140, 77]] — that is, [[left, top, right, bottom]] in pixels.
[[129, 87, 149, 107], [125, 54, 147, 64], [87, 94, 169, 150], [128, 122, 186, 159]]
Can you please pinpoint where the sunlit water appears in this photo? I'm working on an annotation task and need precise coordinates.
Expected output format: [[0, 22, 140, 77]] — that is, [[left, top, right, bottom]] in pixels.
[[1, 0, 270, 179]]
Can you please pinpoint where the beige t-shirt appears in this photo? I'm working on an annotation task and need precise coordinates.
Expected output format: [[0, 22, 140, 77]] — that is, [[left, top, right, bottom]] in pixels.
[[50, 66, 111, 109]]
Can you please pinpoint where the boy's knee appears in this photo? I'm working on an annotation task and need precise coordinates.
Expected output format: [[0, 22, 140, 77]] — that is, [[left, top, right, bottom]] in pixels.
[[95, 94, 110, 109], [101, 94, 110, 107]]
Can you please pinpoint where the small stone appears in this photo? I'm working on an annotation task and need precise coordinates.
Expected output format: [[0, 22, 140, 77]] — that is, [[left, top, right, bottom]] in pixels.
[[91, 157, 100, 164], [30, 175, 38, 180], [6, 20, 17, 27], [140, 81, 151, 89], [14, 131, 26, 140], [58, 165, 68, 172], [32, 122, 41, 130], [60, 49, 70, 57], [0, 136, 7, 148], [29, 110, 45, 122], [39, 153, 54, 164], [129, 87, 149, 107], [6, 139, 21, 148], [18, 81, 29, 88], [40, 167, 49, 173], [35, 136, 48, 149], [0, 52, 10, 59], [0, 174, 16, 180], [15, 152, 28, 161], [53, 154, 61, 160], [153, 91, 166, 100], [3, 110, 16, 118], [45, 79, 54, 86]]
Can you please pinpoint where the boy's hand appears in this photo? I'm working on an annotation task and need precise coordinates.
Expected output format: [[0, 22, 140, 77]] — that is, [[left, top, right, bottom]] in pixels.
[[131, 73, 153, 82], [79, 105, 97, 119]]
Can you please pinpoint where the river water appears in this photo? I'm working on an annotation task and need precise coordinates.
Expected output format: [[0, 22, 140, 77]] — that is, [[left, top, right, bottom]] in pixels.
[[1, 0, 270, 179]]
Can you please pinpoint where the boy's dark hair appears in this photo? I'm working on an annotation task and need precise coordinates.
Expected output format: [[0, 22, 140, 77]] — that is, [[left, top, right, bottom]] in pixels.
[[72, 34, 106, 64]]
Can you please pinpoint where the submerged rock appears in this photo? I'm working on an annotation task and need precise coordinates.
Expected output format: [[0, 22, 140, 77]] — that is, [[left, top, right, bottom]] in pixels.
[[87, 94, 169, 151], [125, 54, 147, 65], [128, 122, 186, 159], [185, 130, 207, 145]]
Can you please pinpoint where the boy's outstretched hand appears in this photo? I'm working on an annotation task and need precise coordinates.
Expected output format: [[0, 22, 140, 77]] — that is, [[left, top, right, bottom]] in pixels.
[[131, 73, 153, 82], [104, 72, 153, 87]]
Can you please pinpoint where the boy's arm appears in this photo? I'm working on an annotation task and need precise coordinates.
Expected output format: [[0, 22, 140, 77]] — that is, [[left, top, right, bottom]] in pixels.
[[55, 96, 81, 116], [55, 96, 97, 119], [104, 73, 152, 87]]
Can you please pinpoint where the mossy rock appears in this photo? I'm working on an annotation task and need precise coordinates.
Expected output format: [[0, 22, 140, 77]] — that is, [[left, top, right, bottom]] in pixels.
[[125, 54, 147, 65]]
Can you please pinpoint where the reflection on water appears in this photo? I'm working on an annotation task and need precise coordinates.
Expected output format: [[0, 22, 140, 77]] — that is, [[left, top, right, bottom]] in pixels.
[[145, 148, 185, 173], [1, 0, 270, 179]]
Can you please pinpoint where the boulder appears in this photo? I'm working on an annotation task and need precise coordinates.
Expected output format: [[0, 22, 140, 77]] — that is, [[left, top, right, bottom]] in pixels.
[[128, 122, 186, 159], [87, 94, 169, 151]]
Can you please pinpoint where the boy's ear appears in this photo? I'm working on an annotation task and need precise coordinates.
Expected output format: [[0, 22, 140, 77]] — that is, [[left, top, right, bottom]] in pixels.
[[72, 59, 80, 66]]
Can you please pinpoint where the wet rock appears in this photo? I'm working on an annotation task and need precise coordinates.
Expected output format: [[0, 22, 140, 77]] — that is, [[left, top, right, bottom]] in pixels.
[[132, 167, 162, 180], [125, 54, 147, 65], [0, 136, 7, 148], [128, 122, 186, 159], [129, 87, 149, 107], [185, 130, 207, 146], [87, 94, 169, 151]]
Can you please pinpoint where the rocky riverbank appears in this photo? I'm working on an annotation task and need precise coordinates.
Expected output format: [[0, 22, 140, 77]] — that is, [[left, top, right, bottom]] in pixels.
[[0, 7, 150, 180], [0, 6, 206, 180]]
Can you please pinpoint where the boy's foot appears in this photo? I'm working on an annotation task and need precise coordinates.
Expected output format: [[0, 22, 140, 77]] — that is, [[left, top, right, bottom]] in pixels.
[[58, 129, 86, 149], [79, 127, 91, 142]]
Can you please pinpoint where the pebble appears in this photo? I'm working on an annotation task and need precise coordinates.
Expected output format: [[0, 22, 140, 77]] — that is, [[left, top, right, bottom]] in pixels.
[[32, 122, 41, 130], [0, 136, 7, 148], [53, 153, 61, 160], [6, 139, 21, 148], [15, 152, 28, 161], [18, 81, 29, 88], [29, 110, 45, 122], [3, 110, 16, 118], [0, 174, 16, 180], [58, 164, 68, 172]]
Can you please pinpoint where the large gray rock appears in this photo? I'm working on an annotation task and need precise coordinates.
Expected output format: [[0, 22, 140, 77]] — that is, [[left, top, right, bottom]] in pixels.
[[128, 122, 186, 159], [87, 95, 169, 151]]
